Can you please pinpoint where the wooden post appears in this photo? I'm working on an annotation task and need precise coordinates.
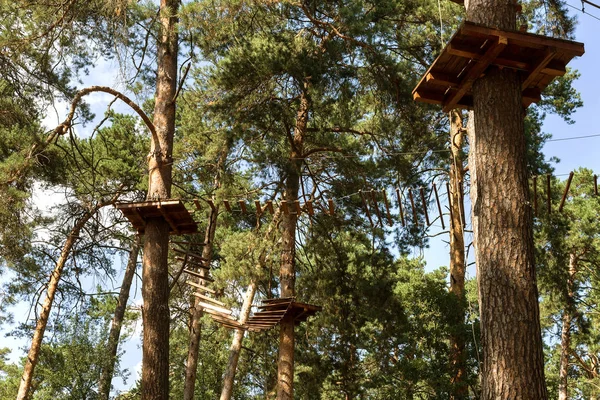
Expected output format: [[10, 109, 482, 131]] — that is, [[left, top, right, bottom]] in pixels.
[[533, 176, 538, 216], [558, 172, 574, 212], [547, 174, 552, 215], [239, 200, 247, 214], [359, 190, 374, 228], [433, 183, 445, 229], [382, 189, 393, 227], [396, 188, 406, 227], [408, 188, 418, 227], [419, 187, 431, 226], [370, 190, 384, 227]]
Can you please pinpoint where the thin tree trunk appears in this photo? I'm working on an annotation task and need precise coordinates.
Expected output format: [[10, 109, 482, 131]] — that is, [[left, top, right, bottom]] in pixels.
[[558, 253, 577, 400], [220, 282, 257, 400], [141, 0, 178, 399], [183, 204, 218, 400], [16, 192, 120, 400], [276, 84, 310, 400], [98, 236, 141, 400], [221, 209, 281, 399], [448, 110, 467, 400], [183, 136, 231, 399], [466, 2, 548, 398]]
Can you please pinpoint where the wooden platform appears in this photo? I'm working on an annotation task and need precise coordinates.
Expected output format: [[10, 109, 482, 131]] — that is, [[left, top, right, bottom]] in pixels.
[[245, 298, 321, 332], [412, 21, 584, 112], [116, 200, 198, 234]]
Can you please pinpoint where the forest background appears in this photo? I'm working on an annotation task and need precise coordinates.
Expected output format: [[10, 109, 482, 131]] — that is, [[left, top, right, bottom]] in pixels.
[[1, 0, 600, 399]]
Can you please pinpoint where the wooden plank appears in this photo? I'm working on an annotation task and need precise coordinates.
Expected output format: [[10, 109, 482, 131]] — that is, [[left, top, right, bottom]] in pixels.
[[254, 200, 262, 214], [176, 257, 209, 270], [370, 190, 384, 227], [443, 36, 508, 112], [547, 174, 552, 214], [408, 188, 418, 226], [280, 200, 289, 215], [426, 71, 459, 88], [172, 248, 208, 262], [460, 21, 585, 56], [522, 48, 556, 90], [559, 172, 574, 212], [419, 187, 431, 226], [328, 199, 335, 216], [266, 200, 274, 214], [306, 200, 314, 216], [238, 200, 247, 214], [186, 281, 216, 294], [183, 269, 214, 282], [396, 188, 406, 227], [433, 183, 445, 230], [541, 60, 566, 76], [223, 200, 232, 212], [594, 175, 598, 196], [197, 300, 233, 316], [252, 310, 288, 316], [359, 190, 374, 228], [192, 292, 227, 307], [382, 189, 393, 227], [294, 200, 302, 215], [261, 297, 294, 304]]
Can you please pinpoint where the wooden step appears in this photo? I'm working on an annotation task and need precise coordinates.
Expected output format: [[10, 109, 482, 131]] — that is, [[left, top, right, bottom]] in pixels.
[[197, 300, 233, 316], [176, 257, 209, 270], [186, 281, 216, 294], [192, 292, 227, 307], [202, 307, 236, 321], [172, 248, 208, 262], [184, 269, 214, 282]]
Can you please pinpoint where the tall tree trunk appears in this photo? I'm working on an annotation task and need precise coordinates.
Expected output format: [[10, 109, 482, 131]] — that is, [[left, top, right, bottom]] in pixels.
[[276, 85, 310, 400], [558, 253, 577, 400], [98, 236, 141, 400], [220, 282, 257, 400], [141, 1, 178, 399], [448, 110, 467, 399], [16, 194, 119, 400], [465, 2, 547, 398], [183, 204, 218, 400], [16, 217, 89, 400]]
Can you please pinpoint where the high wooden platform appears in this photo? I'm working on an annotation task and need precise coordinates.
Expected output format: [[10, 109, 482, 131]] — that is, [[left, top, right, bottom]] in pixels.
[[245, 298, 322, 332], [412, 21, 584, 112], [116, 200, 198, 234]]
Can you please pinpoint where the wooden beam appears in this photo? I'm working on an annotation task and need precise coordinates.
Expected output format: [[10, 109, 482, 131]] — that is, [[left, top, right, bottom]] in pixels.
[[443, 36, 508, 112], [382, 189, 393, 227], [433, 183, 445, 230], [426, 71, 459, 88], [266, 200, 274, 214], [419, 187, 431, 226], [157, 203, 179, 234], [238, 200, 247, 214], [328, 198, 335, 216], [192, 291, 227, 307], [280, 200, 289, 215], [522, 47, 557, 90], [175, 257, 209, 270], [294, 200, 302, 215], [460, 21, 585, 56], [186, 281, 216, 294], [184, 269, 213, 282], [541, 60, 566, 76], [408, 188, 418, 226], [172, 248, 208, 262], [223, 200, 232, 212], [254, 200, 262, 215], [396, 188, 406, 227], [447, 43, 529, 71], [360, 190, 374, 228], [306, 200, 314, 216], [559, 172, 574, 212], [197, 300, 233, 316]]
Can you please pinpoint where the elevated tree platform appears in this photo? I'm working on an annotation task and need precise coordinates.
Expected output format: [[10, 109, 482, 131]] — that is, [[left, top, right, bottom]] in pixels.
[[412, 21, 584, 112], [116, 200, 198, 234], [245, 298, 322, 332]]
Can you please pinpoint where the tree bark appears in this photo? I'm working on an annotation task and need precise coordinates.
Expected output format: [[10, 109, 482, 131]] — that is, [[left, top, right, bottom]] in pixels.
[[98, 235, 141, 400], [466, 2, 548, 398], [16, 194, 119, 400], [448, 110, 467, 400], [141, 0, 178, 399], [220, 281, 257, 400], [276, 85, 310, 400], [558, 253, 577, 400]]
